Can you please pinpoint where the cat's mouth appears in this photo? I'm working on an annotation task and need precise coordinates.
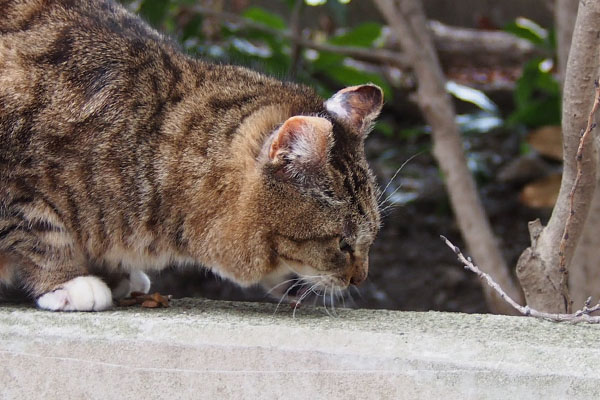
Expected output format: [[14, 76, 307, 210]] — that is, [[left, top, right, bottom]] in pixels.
[[261, 258, 349, 306], [267, 273, 311, 301], [265, 272, 346, 304]]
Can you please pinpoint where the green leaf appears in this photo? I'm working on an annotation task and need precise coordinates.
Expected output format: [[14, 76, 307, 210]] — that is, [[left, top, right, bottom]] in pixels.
[[310, 22, 382, 71], [242, 7, 286, 30], [329, 22, 382, 47], [375, 121, 394, 137], [504, 17, 554, 51], [514, 58, 559, 106], [138, 0, 170, 27], [305, 0, 328, 5], [508, 56, 561, 128], [508, 97, 560, 127], [181, 15, 204, 41], [398, 127, 429, 140], [504, 22, 544, 46], [446, 81, 498, 113], [311, 52, 344, 71]]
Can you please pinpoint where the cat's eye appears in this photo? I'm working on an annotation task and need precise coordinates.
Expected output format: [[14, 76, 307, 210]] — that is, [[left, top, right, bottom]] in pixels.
[[339, 238, 352, 253]]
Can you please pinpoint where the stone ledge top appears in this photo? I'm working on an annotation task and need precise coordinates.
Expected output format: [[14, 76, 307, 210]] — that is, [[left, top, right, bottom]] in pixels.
[[1, 299, 599, 399]]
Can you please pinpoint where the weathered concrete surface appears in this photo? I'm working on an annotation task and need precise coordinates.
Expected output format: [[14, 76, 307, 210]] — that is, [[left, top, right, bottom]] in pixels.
[[1, 299, 599, 400]]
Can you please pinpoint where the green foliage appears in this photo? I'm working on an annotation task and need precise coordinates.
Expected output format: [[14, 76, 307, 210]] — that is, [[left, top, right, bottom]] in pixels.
[[328, 22, 382, 47], [508, 58, 561, 128], [125, 0, 391, 102], [309, 22, 389, 98], [503, 17, 555, 53], [138, 0, 169, 26], [504, 18, 561, 128], [242, 7, 286, 30], [374, 121, 394, 137]]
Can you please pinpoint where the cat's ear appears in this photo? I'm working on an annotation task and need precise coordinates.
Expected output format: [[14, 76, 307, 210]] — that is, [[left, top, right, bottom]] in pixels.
[[268, 116, 333, 168], [324, 84, 383, 133]]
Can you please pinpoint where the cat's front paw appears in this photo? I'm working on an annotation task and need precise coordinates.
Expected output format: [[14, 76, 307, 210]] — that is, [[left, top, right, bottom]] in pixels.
[[129, 270, 151, 294], [112, 270, 151, 299], [36, 276, 113, 311]]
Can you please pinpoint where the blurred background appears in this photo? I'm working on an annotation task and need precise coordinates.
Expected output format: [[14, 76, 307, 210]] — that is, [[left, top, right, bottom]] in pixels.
[[120, 0, 562, 313]]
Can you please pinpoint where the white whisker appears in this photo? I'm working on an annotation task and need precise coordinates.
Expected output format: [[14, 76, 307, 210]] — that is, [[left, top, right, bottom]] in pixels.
[[273, 279, 301, 316], [265, 278, 297, 296], [292, 283, 316, 318], [330, 284, 338, 317], [338, 287, 346, 309], [351, 284, 365, 300], [322, 286, 333, 317], [377, 152, 423, 204], [379, 182, 407, 209], [345, 288, 356, 307]]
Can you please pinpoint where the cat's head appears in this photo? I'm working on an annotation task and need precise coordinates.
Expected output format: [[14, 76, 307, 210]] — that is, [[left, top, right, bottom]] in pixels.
[[257, 84, 383, 301]]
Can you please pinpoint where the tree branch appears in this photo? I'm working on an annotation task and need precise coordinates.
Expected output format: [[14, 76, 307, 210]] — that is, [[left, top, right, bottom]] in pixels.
[[441, 235, 600, 323]]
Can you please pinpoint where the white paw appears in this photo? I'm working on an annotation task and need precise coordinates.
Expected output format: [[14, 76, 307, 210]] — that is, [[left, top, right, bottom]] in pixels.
[[36, 276, 113, 311], [129, 270, 151, 294], [112, 270, 151, 299]]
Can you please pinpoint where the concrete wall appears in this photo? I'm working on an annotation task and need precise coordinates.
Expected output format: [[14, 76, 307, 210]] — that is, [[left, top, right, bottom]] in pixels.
[[1, 298, 599, 399]]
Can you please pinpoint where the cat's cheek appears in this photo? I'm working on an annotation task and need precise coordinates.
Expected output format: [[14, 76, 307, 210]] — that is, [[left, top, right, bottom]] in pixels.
[[36, 276, 113, 312]]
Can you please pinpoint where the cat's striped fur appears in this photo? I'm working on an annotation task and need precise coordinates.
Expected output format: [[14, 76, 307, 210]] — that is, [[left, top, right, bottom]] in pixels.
[[0, 0, 382, 310]]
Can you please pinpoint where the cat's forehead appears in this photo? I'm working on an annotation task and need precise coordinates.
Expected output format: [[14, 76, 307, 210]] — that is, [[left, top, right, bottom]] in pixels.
[[329, 144, 380, 239]]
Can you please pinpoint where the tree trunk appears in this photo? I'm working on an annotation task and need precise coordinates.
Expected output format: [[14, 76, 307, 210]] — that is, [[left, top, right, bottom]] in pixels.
[[564, 0, 600, 309], [555, 0, 579, 85], [516, 1, 600, 313], [570, 172, 600, 307], [372, 0, 523, 314]]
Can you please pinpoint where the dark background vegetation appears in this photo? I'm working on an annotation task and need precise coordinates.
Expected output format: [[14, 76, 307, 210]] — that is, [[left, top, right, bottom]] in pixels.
[[121, 0, 560, 313]]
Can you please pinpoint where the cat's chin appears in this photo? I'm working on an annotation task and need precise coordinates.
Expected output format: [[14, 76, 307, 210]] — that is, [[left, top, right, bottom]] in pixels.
[[260, 260, 348, 303]]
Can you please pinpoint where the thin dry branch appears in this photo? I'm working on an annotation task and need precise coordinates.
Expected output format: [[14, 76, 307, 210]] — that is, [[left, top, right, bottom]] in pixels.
[[558, 80, 600, 311], [191, 6, 410, 68], [441, 235, 600, 323]]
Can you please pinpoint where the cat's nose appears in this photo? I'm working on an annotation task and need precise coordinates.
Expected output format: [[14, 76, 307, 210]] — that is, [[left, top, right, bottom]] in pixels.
[[349, 271, 366, 286], [348, 261, 368, 286]]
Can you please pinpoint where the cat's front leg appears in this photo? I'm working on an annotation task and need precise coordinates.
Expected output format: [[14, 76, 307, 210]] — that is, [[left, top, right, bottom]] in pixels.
[[0, 201, 113, 311], [13, 251, 113, 311]]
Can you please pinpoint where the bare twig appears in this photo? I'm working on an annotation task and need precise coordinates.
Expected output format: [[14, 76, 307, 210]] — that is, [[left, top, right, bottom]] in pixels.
[[441, 235, 600, 323], [557, 80, 600, 312], [191, 6, 410, 68]]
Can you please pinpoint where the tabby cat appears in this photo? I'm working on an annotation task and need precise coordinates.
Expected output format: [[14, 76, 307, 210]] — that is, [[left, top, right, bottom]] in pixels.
[[0, 0, 383, 311]]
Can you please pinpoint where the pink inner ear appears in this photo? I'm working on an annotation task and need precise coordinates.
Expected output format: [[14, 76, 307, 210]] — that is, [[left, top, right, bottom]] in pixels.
[[347, 86, 383, 124], [268, 116, 332, 163], [326, 84, 383, 130], [268, 117, 305, 160]]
